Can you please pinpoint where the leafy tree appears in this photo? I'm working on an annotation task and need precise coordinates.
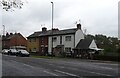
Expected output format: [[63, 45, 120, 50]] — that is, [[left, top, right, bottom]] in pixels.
[[0, 0, 25, 11], [86, 34, 120, 54]]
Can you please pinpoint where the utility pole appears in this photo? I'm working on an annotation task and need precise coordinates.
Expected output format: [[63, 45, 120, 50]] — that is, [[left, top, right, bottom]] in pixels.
[[51, 2, 54, 56]]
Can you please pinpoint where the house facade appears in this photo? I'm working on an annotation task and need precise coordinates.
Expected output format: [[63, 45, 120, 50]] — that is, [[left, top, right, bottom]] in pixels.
[[27, 27, 49, 55], [27, 23, 100, 57], [2, 33, 27, 49], [27, 32, 41, 53], [48, 24, 85, 55]]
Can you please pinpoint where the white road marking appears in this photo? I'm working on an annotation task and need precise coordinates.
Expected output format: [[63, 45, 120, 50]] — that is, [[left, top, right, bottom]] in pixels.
[[43, 70, 59, 76], [22, 63, 34, 68], [88, 71, 113, 76], [58, 66, 65, 68], [93, 66, 115, 70], [10, 60, 34, 68], [55, 65, 113, 76], [49, 64, 54, 66], [54, 70, 78, 77]]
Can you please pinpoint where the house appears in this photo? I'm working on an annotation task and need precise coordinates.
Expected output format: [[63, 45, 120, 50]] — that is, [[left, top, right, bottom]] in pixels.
[[2, 33, 27, 49], [38, 27, 50, 55], [73, 39, 102, 58], [27, 31, 41, 53], [27, 23, 100, 57], [48, 23, 85, 56]]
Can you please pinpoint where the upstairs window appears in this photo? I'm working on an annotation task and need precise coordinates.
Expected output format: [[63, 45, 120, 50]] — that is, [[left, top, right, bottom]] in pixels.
[[65, 36, 71, 41], [52, 37, 57, 42], [30, 38, 36, 42]]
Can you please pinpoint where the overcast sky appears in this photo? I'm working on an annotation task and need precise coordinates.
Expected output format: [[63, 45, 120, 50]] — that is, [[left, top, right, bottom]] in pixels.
[[0, 0, 119, 38]]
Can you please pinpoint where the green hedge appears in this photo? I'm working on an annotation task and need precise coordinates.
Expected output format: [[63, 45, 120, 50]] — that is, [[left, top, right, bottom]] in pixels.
[[94, 54, 120, 62]]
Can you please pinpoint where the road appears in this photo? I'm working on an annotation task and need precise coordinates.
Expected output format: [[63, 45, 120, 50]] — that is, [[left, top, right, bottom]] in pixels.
[[2, 54, 119, 78]]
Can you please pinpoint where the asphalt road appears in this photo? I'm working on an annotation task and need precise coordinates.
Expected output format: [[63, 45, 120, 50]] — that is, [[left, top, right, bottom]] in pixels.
[[1, 54, 119, 78]]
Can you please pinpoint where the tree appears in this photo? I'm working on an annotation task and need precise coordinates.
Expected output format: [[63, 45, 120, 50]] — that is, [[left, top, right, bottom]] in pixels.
[[0, 0, 25, 11]]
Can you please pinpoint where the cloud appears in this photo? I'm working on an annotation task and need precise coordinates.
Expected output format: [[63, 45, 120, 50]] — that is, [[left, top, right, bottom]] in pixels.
[[0, 0, 119, 38]]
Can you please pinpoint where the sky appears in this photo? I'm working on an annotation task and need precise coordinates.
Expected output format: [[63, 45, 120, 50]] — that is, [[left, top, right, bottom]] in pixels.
[[0, 0, 120, 39]]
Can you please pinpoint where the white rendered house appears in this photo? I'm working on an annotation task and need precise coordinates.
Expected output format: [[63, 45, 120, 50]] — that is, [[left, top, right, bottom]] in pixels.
[[48, 24, 85, 55]]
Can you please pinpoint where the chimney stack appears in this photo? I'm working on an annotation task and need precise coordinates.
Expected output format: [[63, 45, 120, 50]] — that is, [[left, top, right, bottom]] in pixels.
[[42, 27, 47, 32], [77, 23, 81, 30]]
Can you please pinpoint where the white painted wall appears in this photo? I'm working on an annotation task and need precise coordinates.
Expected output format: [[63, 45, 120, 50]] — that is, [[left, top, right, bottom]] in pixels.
[[53, 36, 60, 47], [48, 36, 52, 54], [89, 40, 97, 49], [48, 36, 60, 54], [48, 34, 75, 54], [62, 34, 75, 51], [75, 29, 84, 47]]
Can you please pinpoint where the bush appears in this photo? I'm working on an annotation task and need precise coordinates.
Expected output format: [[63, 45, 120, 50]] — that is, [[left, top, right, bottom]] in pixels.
[[94, 55, 120, 62]]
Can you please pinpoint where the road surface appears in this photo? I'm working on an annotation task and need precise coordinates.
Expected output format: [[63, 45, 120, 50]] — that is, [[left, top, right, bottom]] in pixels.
[[2, 54, 119, 78]]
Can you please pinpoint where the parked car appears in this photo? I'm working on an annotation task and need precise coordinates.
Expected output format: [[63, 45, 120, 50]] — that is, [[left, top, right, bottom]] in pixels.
[[2, 49, 9, 54], [8, 49, 18, 55], [16, 50, 30, 57]]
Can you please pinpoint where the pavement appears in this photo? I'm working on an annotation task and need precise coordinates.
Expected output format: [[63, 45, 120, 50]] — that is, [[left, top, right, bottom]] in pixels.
[[1, 54, 119, 78]]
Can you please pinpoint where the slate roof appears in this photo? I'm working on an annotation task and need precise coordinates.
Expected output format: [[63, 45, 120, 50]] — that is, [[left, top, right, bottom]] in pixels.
[[76, 39, 93, 49], [27, 31, 41, 38], [51, 28, 77, 36], [28, 28, 77, 38]]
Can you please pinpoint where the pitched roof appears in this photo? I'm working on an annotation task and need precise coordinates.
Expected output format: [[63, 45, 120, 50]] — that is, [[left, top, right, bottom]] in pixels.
[[76, 39, 93, 49], [27, 31, 41, 38], [28, 28, 77, 38], [52, 28, 77, 36], [2, 33, 24, 40], [39, 28, 77, 37]]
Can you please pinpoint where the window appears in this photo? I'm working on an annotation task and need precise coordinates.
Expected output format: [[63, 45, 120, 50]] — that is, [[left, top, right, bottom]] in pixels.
[[65, 36, 71, 41], [32, 48, 36, 52], [52, 37, 57, 42], [60, 36, 62, 44], [65, 47, 71, 52], [30, 38, 36, 42], [33, 38, 36, 42]]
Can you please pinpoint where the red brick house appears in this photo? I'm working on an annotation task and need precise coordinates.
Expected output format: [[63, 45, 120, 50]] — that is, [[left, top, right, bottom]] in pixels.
[[2, 33, 27, 49]]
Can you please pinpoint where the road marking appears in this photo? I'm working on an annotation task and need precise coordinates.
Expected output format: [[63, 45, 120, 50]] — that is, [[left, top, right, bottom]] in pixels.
[[10, 60, 34, 68], [58, 66, 65, 68], [56, 65, 113, 76], [93, 66, 115, 70], [22, 63, 34, 68], [88, 71, 113, 76], [49, 64, 54, 66], [43, 70, 58, 76], [54, 70, 78, 77]]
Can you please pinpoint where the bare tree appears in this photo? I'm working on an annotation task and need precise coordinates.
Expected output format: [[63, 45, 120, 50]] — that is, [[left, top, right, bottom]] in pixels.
[[0, 0, 26, 11]]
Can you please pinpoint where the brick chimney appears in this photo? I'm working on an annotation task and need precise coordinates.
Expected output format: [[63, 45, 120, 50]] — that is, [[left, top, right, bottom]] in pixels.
[[52, 28, 59, 32], [42, 27, 47, 32], [77, 23, 81, 30]]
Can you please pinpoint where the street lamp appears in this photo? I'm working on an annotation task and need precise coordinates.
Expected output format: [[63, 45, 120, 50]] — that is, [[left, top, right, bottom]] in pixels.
[[51, 2, 54, 29], [51, 2, 54, 56]]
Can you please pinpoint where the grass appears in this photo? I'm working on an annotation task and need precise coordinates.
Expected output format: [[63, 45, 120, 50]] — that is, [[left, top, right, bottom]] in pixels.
[[30, 55, 73, 60], [31, 55, 53, 59]]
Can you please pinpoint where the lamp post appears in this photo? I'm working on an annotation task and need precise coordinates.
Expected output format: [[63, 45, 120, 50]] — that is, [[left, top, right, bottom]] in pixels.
[[51, 2, 54, 56]]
